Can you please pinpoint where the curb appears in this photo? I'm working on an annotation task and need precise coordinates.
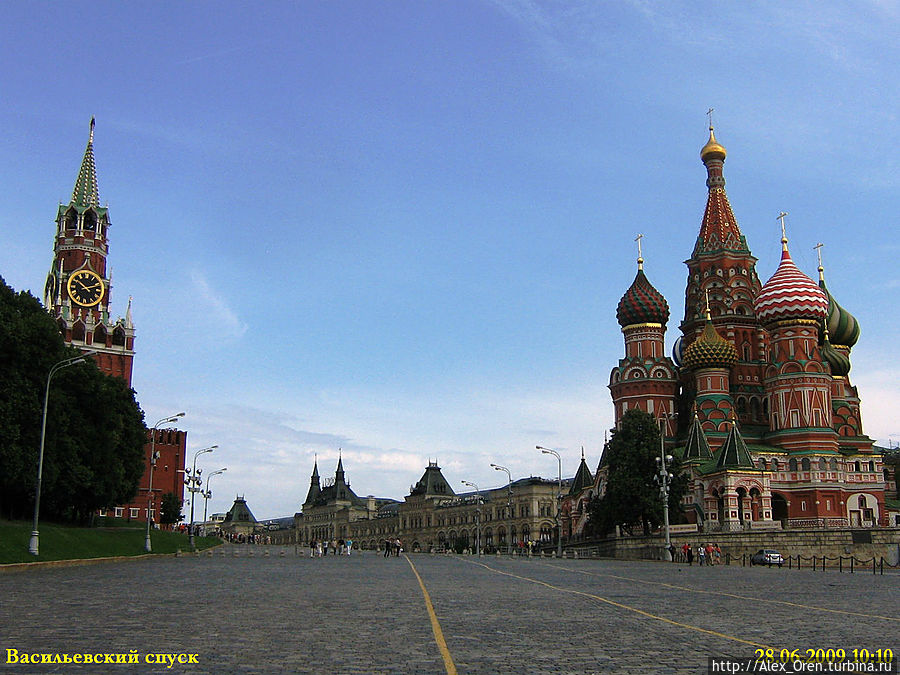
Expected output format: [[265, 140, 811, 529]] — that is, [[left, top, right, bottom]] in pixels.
[[0, 553, 175, 573]]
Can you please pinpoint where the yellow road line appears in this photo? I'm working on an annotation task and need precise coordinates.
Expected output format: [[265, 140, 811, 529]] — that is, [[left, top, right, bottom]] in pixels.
[[465, 558, 777, 651], [534, 560, 900, 623], [405, 554, 458, 675]]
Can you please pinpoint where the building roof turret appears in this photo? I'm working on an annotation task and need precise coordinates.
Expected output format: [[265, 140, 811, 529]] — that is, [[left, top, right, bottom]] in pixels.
[[72, 117, 101, 208], [681, 295, 737, 370], [816, 249, 860, 349], [616, 239, 669, 328], [682, 412, 712, 461], [821, 328, 851, 377], [715, 417, 756, 470], [694, 123, 748, 256], [568, 449, 595, 496], [754, 215, 828, 325]]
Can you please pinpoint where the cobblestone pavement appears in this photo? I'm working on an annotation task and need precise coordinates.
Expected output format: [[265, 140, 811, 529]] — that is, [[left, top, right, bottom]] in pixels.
[[1, 547, 897, 674]]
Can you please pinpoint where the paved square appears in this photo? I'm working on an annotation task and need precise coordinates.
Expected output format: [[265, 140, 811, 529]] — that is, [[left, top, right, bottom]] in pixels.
[[1, 549, 896, 674]]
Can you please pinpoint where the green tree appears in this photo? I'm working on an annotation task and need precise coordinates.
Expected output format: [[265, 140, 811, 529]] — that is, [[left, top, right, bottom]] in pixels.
[[0, 276, 147, 522], [159, 492, 183, 526], [588, 409, 688, 536]]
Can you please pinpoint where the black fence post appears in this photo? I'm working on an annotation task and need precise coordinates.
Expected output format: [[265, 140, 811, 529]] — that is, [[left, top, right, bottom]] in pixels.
[[839, 557, 842, 573], [850, 557, 854, 574]]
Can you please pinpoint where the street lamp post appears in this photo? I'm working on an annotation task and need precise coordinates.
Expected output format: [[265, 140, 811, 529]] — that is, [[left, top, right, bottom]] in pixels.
[[461, 480, 481, 556], [145, 412, 186, 553], [537, 446, 563, 559], [490, 463, 512, 553], [656, 416, 675, 561], [185, 445, 217, 550], [202, 468, 227, 530], [29, 353, 93, 556]]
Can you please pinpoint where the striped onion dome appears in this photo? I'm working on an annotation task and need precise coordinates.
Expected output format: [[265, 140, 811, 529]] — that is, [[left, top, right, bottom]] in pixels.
[[821, 335, 851, 377], [672, 335, 684, 367], [819, 280, 860, 348], [616, 267, 669, 328], [682, 317, 737, 370], [754, 243, 828, 325]]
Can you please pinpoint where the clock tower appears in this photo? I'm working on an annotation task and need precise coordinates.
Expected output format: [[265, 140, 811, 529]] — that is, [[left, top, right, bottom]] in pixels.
[[44, 118, 135, 385]]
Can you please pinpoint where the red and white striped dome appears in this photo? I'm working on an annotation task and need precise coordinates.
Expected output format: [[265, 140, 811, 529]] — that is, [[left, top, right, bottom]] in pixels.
[[754, 244, 828, 324]]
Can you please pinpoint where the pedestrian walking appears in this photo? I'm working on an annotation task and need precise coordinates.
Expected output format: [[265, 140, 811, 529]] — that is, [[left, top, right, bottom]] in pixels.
[[686, 543, 694, 565]]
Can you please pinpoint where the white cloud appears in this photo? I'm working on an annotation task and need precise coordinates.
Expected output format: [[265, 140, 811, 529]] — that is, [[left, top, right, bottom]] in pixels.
[[190, 270, 248, 339]]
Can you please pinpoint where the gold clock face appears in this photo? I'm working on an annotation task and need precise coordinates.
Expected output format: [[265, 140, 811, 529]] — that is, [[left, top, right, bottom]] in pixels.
[[67, 270, 104, 307]]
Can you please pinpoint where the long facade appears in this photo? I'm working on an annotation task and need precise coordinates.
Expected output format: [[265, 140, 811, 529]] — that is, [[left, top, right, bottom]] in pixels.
[[295, 459, 562, 552]]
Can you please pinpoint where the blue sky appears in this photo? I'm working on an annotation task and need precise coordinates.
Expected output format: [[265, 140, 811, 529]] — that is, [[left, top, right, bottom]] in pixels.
[[2, 1, 898, 519]]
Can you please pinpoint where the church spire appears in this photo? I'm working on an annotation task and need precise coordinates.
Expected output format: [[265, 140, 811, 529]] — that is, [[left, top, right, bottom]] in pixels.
[[71, 117, 100, 208], [694, 121, 748, 256]]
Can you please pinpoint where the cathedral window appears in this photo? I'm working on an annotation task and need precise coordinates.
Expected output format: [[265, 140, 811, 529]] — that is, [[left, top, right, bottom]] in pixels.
[[789, 458, 798, 471], [113, 326, 126, 346], [819, 458, 827, 471], [801, 458, 810, 471], [83, 210, 97, 231]]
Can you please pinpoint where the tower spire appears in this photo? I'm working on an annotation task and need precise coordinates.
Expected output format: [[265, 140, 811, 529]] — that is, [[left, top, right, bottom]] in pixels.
[[635, 233, 644, 270], [695, 120, 747, 256], [72, 117, 100, 208]]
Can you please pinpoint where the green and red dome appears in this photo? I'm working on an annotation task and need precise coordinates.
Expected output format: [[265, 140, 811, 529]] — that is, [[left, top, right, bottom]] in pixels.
[[616, 268, 670, 328]]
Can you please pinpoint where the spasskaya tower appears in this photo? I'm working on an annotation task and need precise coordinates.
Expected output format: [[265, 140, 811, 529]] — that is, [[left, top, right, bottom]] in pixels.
[[44, 118, 135, 385]]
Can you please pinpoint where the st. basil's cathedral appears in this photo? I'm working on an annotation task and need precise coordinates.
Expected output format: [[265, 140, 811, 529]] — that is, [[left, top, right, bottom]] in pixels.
[[593, 125, 892, 533]]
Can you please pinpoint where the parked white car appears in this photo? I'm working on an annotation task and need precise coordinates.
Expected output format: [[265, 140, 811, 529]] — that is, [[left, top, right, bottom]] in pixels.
[[751, 549, 784, 567]]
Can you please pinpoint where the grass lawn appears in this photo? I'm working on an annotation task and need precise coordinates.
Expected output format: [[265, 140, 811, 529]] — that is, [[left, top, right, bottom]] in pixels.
[[0, 520, 221, 564]]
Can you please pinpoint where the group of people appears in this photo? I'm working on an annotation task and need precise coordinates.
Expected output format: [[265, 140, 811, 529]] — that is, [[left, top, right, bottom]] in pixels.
[[308, 538, 353, 557], [383, 538, 403, 557], [673, 542, 722, 565]]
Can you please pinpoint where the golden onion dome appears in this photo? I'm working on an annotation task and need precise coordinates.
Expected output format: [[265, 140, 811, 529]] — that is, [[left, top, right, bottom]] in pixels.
[[682, 318, 737, 370], [700, 126, 726, 162]]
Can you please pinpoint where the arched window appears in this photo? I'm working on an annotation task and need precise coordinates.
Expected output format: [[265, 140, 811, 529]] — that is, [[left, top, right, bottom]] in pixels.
[[801, 458, 811, 471], [83, 210, 97, 231], [789, 458, 798, 471], [819, 458, 827, 471], [65, 208, 78, 231], [830, 458, 838, 471], [112, 326, 126, 347], [540, 524, 552, 542], [71, 321, 86, 342]]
